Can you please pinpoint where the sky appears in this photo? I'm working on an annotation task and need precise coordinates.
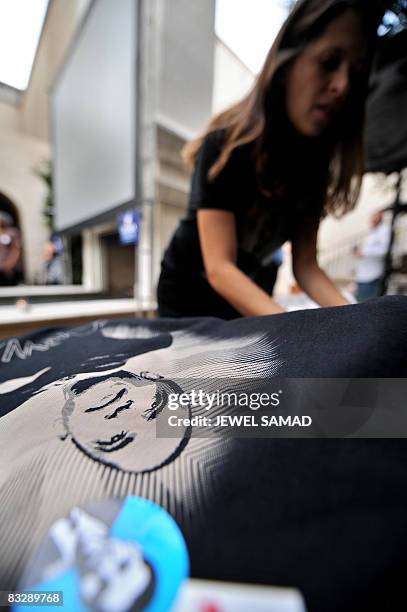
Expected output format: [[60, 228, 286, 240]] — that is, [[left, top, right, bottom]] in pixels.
[[0, 0, 49, 90], [215, 0, 289, 73]]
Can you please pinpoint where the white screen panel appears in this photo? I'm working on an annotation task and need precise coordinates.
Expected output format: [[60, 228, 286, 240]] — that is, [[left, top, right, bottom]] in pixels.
[[158, 0, 215, 135], [52, 0, 136, 231]]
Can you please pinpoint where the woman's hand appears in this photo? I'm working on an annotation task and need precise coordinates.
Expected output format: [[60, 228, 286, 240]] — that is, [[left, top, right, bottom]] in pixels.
[[294, 262, 351, 307], [197, 210, 285, 316], [292, 220, 351, 307]]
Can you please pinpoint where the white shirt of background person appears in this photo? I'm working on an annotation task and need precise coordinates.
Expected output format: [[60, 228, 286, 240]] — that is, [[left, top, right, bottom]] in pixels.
[[356, 212, 391, 283]]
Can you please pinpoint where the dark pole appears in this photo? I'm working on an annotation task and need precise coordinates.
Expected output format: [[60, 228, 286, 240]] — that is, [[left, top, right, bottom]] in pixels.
[[382, 173, 402, 294]]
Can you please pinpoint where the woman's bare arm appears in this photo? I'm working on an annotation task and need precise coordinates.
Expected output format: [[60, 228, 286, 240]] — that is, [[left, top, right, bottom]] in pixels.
[[197, 209, 285, 316], [292, 220, 350, 307]]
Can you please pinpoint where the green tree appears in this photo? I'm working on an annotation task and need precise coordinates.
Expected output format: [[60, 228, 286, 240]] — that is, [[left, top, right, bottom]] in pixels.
[[34, 161, 54, 233]]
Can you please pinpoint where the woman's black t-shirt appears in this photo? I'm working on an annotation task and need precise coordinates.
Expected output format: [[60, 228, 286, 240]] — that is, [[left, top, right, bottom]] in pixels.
[[158, 130, 325, 319]]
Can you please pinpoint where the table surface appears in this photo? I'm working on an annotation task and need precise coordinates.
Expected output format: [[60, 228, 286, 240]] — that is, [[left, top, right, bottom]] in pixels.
[[0, 299, 157, 325]]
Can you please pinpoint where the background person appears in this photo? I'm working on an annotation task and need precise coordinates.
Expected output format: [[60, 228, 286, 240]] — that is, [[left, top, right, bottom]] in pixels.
[[353, 210, 391, 301], [43, 235, 65, 285], [0, 211, 22, 286], [157, 0, 380, 319]]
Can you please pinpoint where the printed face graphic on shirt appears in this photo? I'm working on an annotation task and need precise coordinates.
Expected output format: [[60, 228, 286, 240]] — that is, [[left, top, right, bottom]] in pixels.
[[62, 370, 189, 473], [0, 326, 280, 479]]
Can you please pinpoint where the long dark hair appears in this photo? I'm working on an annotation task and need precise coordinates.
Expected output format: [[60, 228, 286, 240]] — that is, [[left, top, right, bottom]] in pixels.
[[183, 0, 382, 217]]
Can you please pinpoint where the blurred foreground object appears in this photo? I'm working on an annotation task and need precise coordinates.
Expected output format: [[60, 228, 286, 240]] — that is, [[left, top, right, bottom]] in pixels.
[[365, 4, 407, 292], [366, 30, 407, 174]]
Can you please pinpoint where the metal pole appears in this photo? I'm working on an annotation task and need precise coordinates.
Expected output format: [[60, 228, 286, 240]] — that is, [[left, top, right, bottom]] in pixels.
[[382, 173, 401, 294], [134, 0, 159, 312]]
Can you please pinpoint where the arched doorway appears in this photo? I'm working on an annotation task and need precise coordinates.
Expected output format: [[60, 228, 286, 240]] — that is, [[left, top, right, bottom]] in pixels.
[[0, 192, 20, 227]]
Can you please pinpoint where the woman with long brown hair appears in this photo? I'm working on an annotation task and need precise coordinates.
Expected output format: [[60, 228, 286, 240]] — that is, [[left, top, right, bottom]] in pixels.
[[157, 0, 381, 319]]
